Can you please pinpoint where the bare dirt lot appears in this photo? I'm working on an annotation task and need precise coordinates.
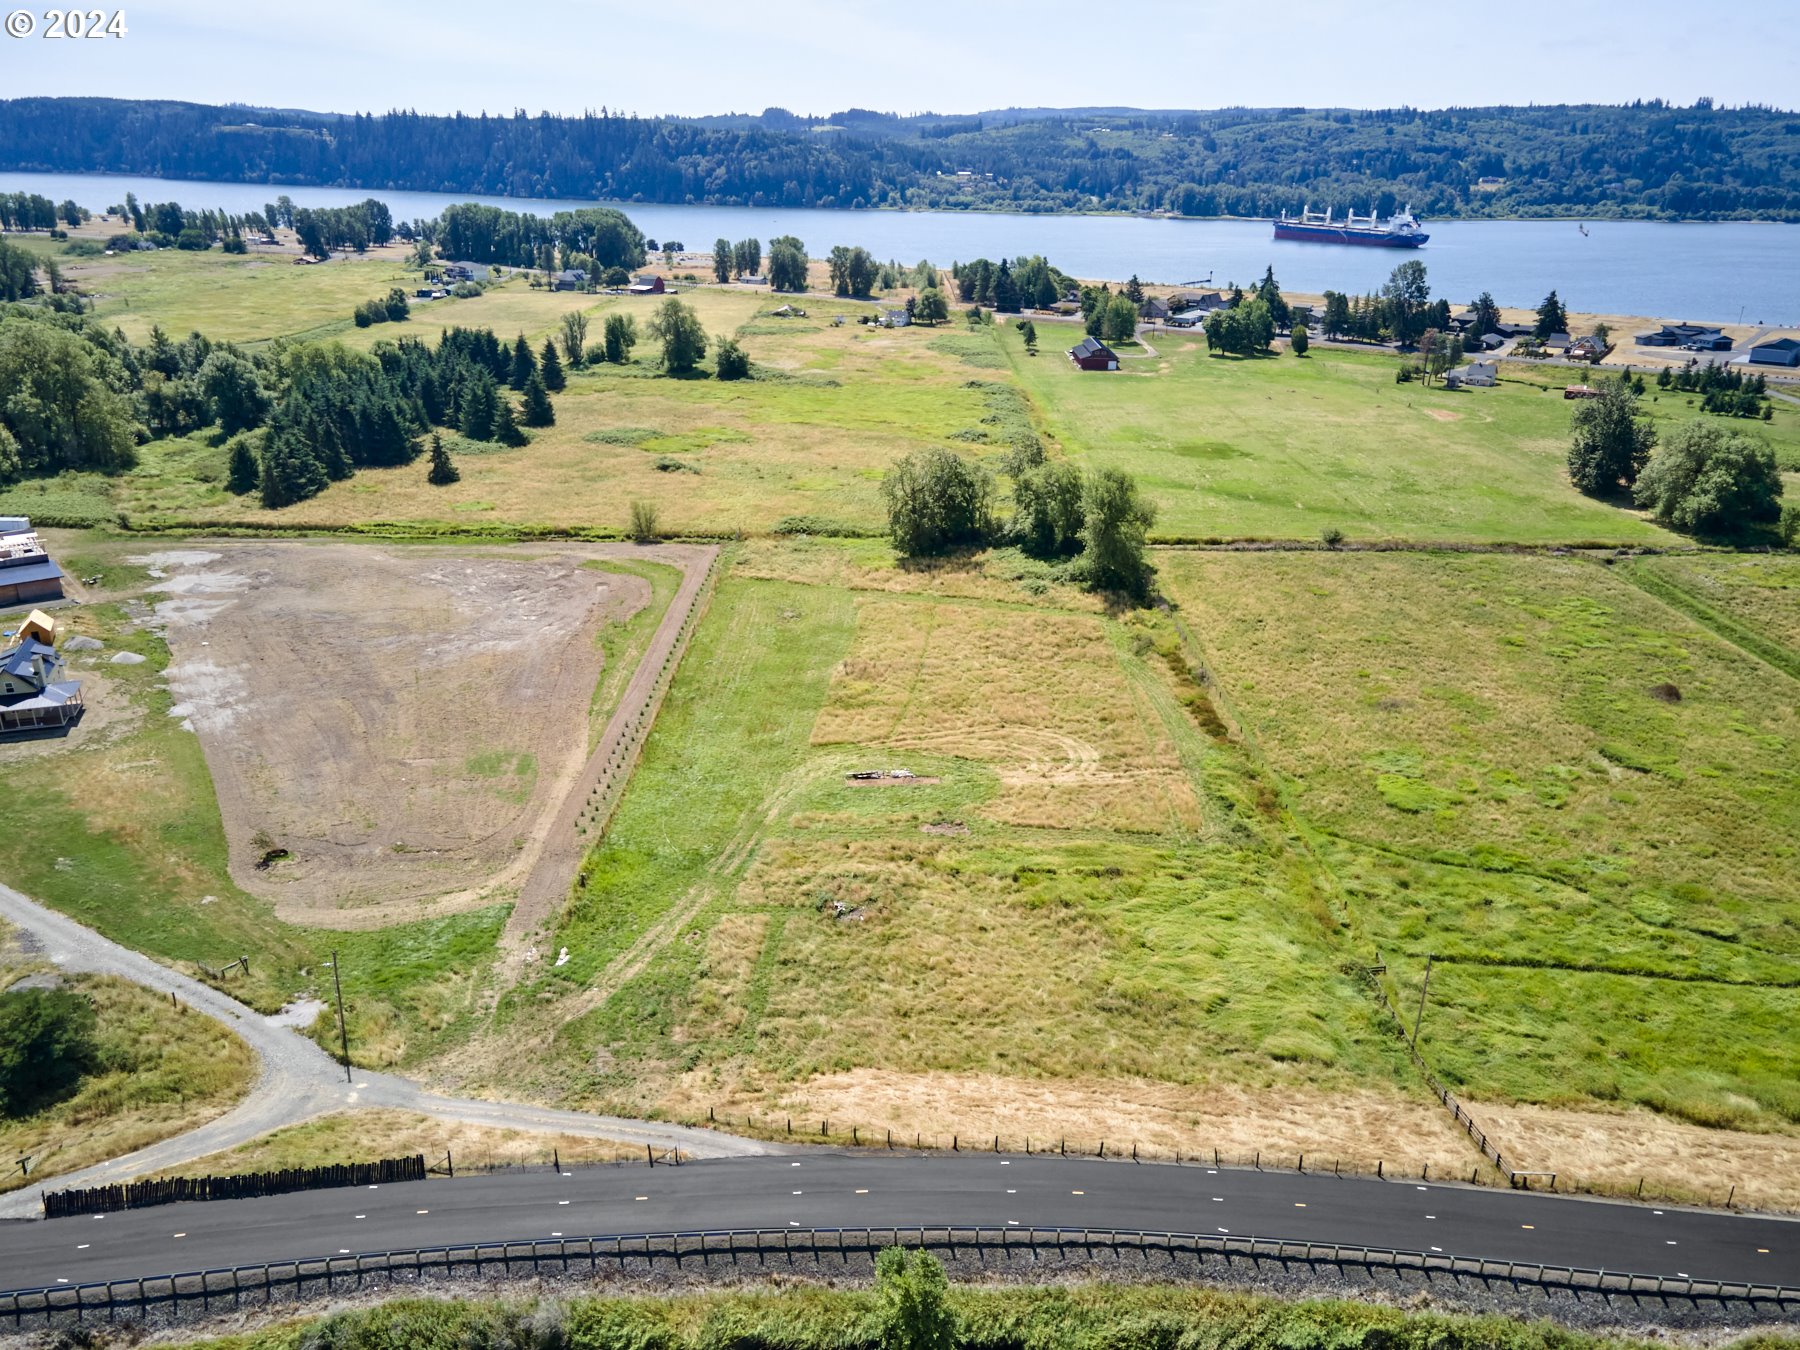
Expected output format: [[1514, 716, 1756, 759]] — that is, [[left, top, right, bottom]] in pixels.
[[133, 542, 655, 925]]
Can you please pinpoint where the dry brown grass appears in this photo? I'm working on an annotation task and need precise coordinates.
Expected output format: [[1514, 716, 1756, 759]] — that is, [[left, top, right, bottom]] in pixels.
[[733, 537, 1108, 612], [1475, 1102, 1800, 1212], [813, 598, 1206, 834], [685, 1070, 1479, 1175], [152, 1109, 638, 1180]]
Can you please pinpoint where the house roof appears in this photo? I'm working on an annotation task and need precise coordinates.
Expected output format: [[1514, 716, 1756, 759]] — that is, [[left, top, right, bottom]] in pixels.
[[1, 638, 58, 679], [0, 559, 64, 586], [1753, 337, 1800, 352], [1, 680, 81, 712], [1070, 336, 1116, 360]]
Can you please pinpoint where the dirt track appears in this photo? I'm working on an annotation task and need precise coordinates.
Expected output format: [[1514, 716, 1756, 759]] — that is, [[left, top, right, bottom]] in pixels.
[[136, 542, 705, 927]]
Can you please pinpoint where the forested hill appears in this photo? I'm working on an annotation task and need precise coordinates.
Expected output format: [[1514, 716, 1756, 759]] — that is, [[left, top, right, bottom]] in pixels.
[[3, 97, 1798, 221]]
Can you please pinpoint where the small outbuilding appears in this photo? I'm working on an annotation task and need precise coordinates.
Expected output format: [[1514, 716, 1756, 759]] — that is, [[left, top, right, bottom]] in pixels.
[[1068, 336, 1120, 371], [627, 275, 665, 295], [1748, 337, 1800, 367]]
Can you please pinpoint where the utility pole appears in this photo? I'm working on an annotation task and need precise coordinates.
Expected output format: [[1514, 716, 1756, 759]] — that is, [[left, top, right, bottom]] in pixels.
[[328, 950, 351, 1083], [1411, 954, 1435, 1049]]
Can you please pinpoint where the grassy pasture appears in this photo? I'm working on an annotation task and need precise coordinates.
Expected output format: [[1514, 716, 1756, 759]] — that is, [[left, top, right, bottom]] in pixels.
[[1001, 321, 1800, 544], [0, 974, 256, 1192], [1159, 550, 1800, 1129]]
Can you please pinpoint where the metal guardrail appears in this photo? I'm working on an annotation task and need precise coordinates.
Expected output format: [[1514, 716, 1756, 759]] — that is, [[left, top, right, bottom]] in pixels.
[[4, 1224, 1795, 1327]]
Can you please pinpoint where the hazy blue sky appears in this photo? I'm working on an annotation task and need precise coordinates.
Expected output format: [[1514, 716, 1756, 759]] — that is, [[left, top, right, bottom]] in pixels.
[[4, 0, 1795, 115]]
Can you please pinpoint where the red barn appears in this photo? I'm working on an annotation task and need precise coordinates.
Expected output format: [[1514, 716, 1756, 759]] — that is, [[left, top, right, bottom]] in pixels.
[[1068, 336, 1119, 371], [627, 276, 665, 295]]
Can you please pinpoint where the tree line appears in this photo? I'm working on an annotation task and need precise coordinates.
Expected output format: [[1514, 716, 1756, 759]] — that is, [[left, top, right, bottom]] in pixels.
[[3, 98, 1796, 220]]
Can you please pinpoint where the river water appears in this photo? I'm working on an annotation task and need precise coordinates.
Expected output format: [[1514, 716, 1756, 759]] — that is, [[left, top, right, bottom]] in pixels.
[[5, 170, 1796, 325]]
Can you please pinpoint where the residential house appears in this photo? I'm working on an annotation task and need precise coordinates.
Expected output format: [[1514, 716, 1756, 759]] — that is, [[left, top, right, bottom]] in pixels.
[[1445, 359, 1499, 388], [1540, 331, 1574, 352], [1139, 297, 1171, 322], [0, 519, 64, 609], [1169, 291, 1227, 314], [1474, 331, 1508, 351], [1634, 323, 1732, 351], [0, 613, 84, 736], [1566, 335, 1612, 363], [1068, 336, 1120, 371], [551, 269, 588, 291], [627, 275, 665, 295], [880, 308, 911, 328], [1748, 337, 1800, 367]]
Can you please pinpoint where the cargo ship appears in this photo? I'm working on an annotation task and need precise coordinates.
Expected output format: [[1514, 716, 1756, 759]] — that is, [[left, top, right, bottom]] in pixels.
[[1273, 205, 1429, 248]]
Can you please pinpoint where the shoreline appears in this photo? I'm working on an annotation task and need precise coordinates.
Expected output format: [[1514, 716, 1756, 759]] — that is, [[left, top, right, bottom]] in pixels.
[[4, 166, 1798, 229]]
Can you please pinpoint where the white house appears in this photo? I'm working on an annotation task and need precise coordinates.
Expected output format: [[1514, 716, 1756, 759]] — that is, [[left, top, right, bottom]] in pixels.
[[1446, 359, 1499, 388]]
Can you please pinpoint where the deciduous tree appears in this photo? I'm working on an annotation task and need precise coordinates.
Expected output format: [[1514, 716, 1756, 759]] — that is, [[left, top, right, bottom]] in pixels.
[[1634, 422, 1783, 533]]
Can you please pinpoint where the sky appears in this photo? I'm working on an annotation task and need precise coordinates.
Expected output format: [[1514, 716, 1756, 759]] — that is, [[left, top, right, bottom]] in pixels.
[[2, 0, 1795, 117]]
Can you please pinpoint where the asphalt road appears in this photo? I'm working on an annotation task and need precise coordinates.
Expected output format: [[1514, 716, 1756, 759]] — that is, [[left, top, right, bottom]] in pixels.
[[2, 1155, 1794, 1295]]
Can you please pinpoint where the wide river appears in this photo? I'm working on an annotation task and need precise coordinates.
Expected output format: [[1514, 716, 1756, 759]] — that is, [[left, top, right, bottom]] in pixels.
[[5, 170, 1796, 325]]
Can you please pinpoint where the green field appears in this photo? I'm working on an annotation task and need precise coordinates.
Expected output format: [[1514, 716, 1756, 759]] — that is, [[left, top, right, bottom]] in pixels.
[[41, 240, 1799, 543], [1160, 550, 1800, 1131], [1002, 322, 1798, 544]]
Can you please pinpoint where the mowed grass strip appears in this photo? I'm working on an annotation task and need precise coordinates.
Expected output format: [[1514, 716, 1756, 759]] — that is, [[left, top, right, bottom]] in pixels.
[[1621, 552, 1800, 681], [1001, 322, 1676, 544], [813, 596, 1208, 835]]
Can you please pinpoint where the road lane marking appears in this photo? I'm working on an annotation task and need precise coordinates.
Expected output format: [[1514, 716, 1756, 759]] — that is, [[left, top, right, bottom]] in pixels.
[[793, 1190, 803, 1195], [552, 1232, 562, 1237], [339, 1249, 349, 1254], [855, 1189, 868, 1195], [635, 1196, 647, 1201], [1007, 1189, 1016, 1194], [1072, 1190, 1084, 1195], [1416, 1186, 1427, 1191], [791, 1162, 801, 1167], [1008, 1220, 1018, 1225], [1654, 1210, 1664, 1215], [1431, 1246, 1442, 1252], [1758, 1249, 1770, 1254], [559, 1200, 571, 1205], [1217, 1228, 1229, 1233], [1521, 1225, 1534, 1230], [1667, 1240, 1677, 1245], [1294, 1203, 1306, 1208], [355, 1214, 365, 1219], [417, 1210, 429, 1215], [173, 1233, 186, 1238], [76, 1244, 89, 1250], [1212, 1197, 1223, 1202], [1001, 1161, 1010, 1165]]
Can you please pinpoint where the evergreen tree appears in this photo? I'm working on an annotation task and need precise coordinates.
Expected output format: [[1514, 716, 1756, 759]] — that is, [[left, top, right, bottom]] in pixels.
[[1535, 289, 1569, 339], [521, 371, 556, 426], [494, 398, 528, 446], [226, 436, 259, 494], [993, 260, 1021, 313], [539, 338, 565, 391], [1125, 274, 1145, 306], [1470, 291, 1502, 338], [1290, 324, 1310, 356], [427, 432, 460, 485], [509, 334, 535, 390], [1255, 265, 1290, 329], [459, 372, 499, 440]]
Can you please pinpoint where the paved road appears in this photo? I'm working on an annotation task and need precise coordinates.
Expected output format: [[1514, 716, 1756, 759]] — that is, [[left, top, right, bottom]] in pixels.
[[1, 1154, 1794, 1295], [0, 883, 776, 1220]]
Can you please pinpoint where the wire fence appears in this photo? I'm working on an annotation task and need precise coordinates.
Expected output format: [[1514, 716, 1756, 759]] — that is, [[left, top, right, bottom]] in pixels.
[[5, 1224, 1794, 1328]]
